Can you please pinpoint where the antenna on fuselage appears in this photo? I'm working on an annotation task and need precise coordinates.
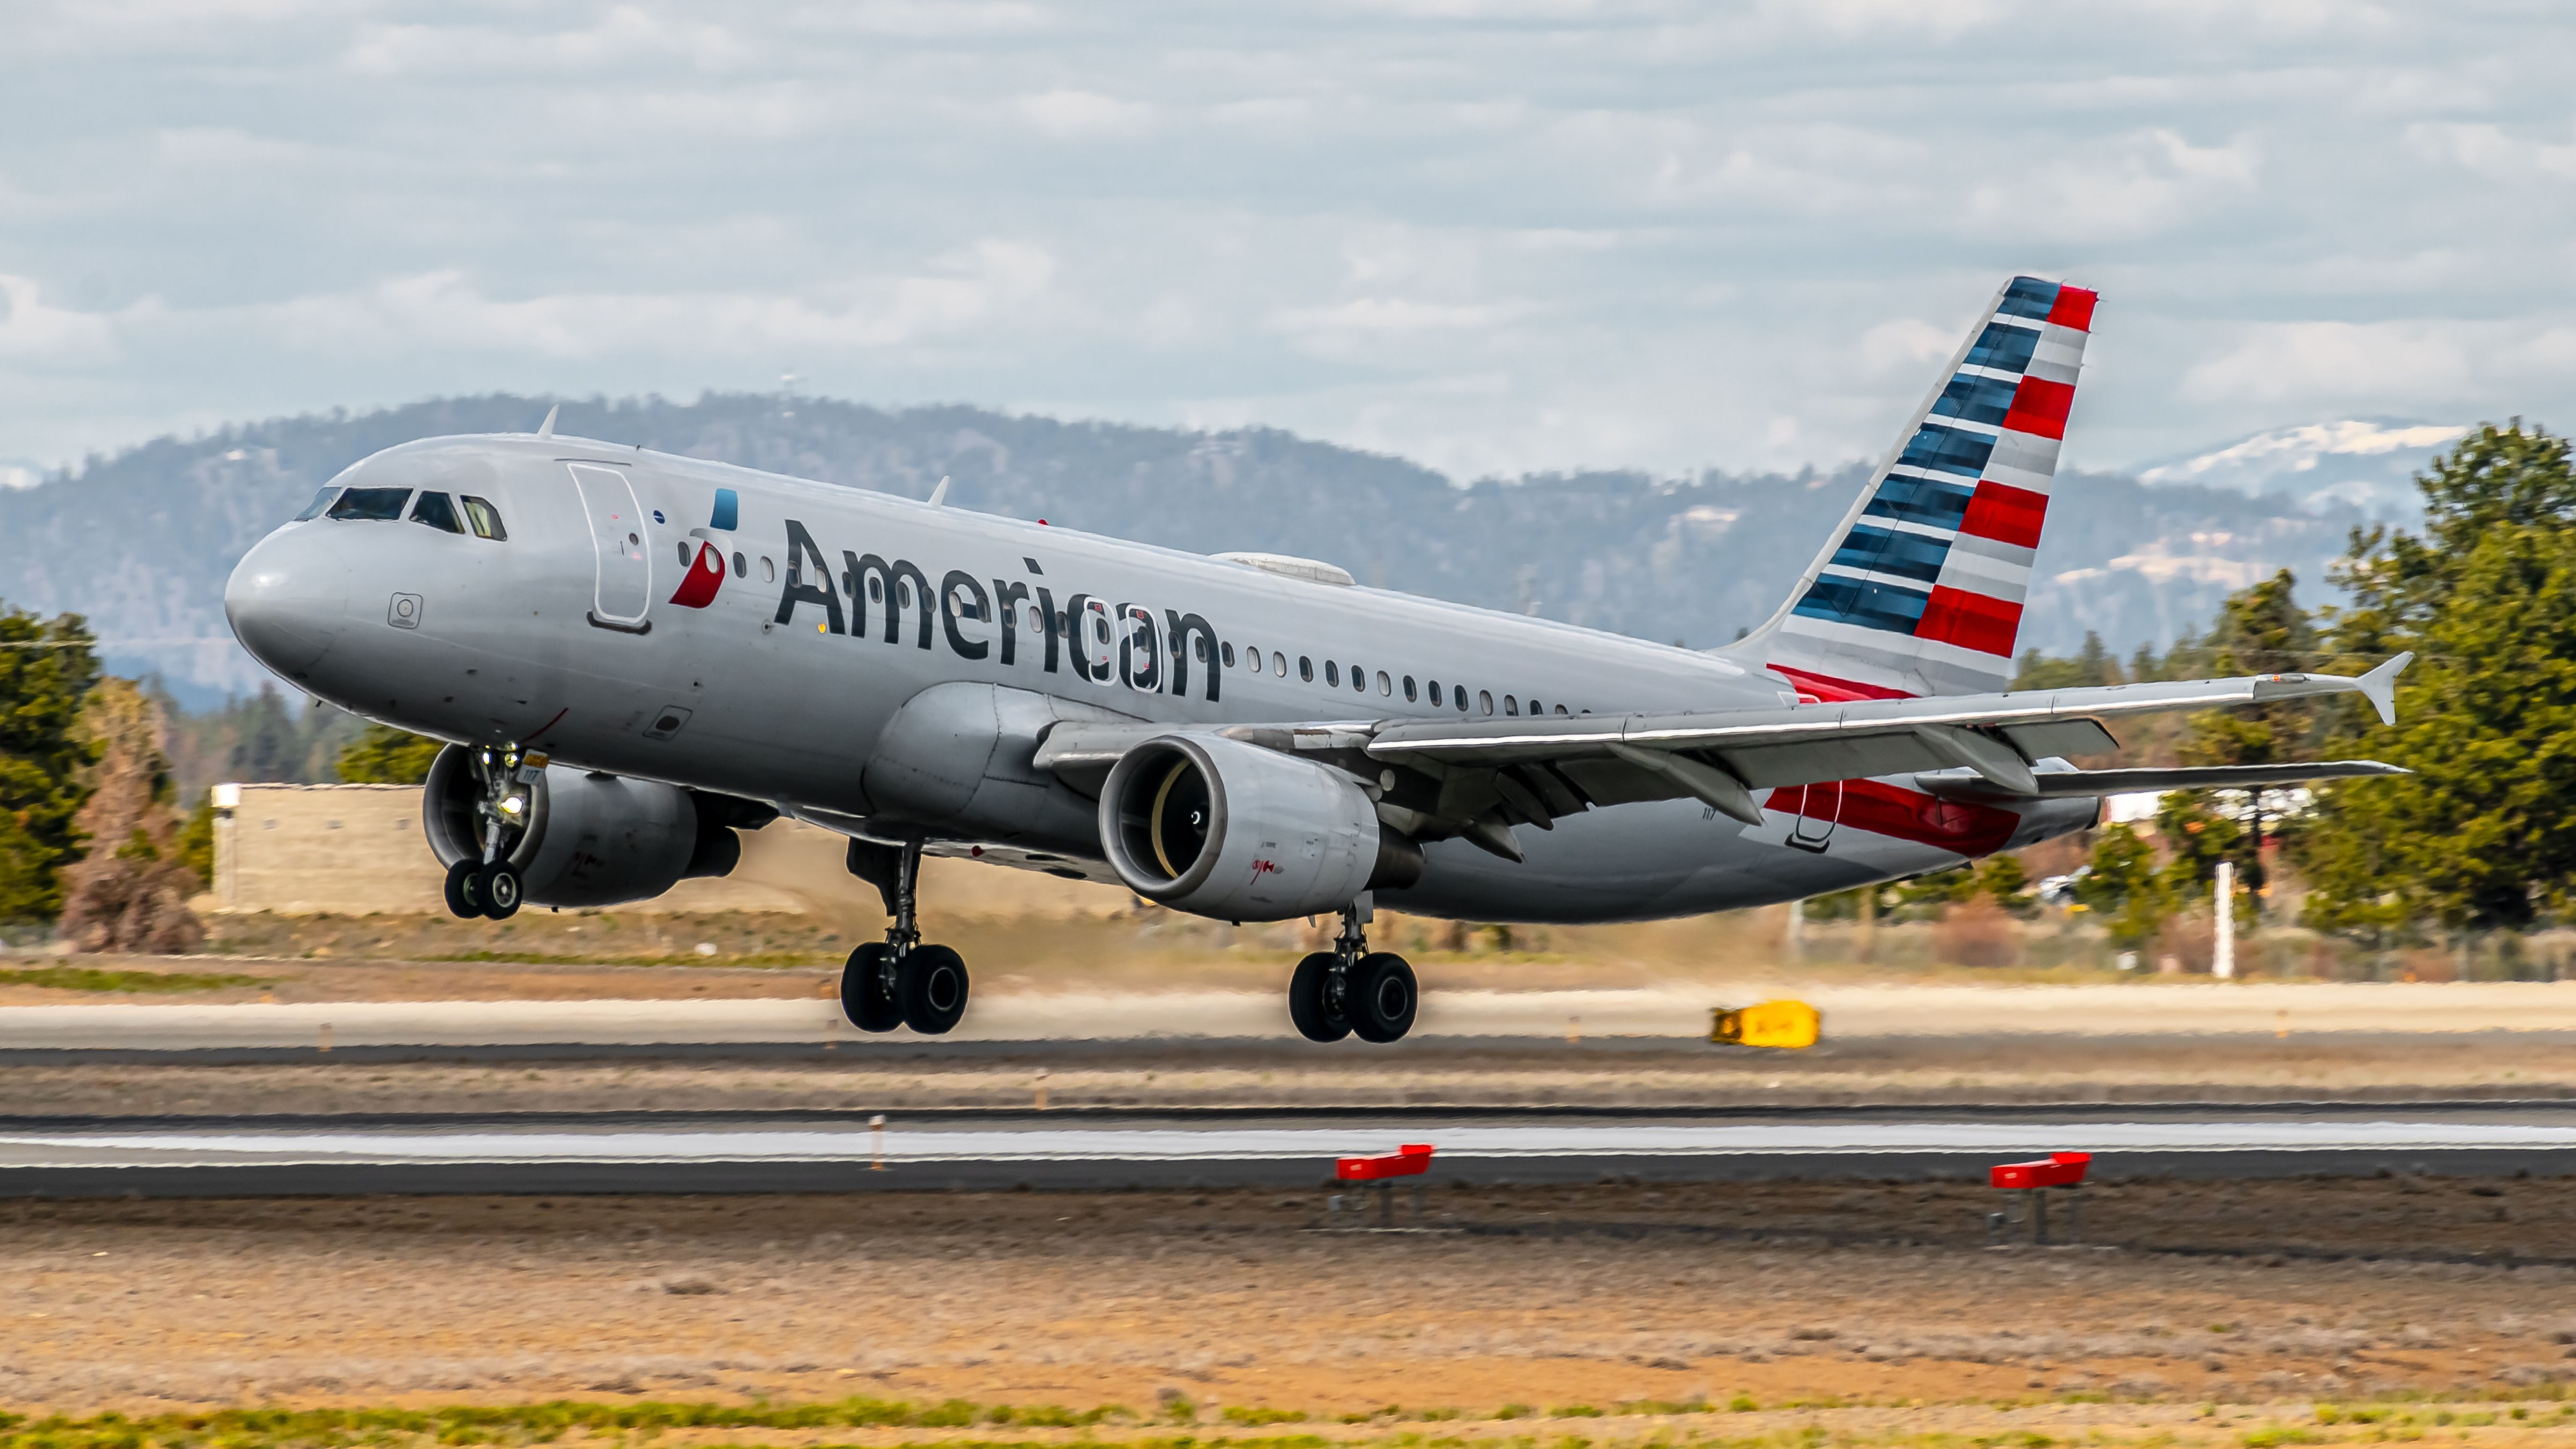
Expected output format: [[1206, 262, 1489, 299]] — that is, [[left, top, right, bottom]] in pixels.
[[536, 404, 558, 439], [927, 475, 950, 507]]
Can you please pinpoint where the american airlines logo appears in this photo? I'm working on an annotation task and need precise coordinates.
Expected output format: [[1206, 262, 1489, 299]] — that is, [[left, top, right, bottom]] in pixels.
[[753, 513, 1225, 703]]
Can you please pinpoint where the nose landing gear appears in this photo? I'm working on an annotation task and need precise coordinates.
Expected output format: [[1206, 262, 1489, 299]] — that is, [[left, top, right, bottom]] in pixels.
[[443, 744, 539, 921], [1288, 898, 1417, 1044], [839, 838, 972, 1035]]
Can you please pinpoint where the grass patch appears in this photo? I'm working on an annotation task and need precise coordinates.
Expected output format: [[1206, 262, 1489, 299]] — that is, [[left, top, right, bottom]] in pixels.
[[1223, 1408, 1308, 1426], [0, 965, 270, 993]]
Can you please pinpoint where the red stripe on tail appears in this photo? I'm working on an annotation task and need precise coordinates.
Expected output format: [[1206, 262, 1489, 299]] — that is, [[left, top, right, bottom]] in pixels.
[[1999, 376, 2076, 441], [1916, 586, 2023, 656], [1958, 480, 2049, 549]]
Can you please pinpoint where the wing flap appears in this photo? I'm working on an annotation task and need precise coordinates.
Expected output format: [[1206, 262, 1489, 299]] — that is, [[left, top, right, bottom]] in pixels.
[[1915, 759, 2409, 802]]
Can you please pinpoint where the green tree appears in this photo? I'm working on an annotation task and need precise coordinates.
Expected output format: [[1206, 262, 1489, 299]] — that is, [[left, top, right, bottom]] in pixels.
[[0, 605, 102, 921], [336, 724, 446, 784], [2300, 422, 2576, 932], [2073, 823, 2173, 948], [2012, 630, 2123, 691]]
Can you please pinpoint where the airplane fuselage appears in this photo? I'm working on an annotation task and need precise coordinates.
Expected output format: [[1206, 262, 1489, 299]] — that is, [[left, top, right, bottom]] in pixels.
[[225, 433, 2094, 923]]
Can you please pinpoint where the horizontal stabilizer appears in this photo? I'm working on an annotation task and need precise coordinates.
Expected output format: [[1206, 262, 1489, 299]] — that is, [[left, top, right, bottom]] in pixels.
[[1915, 759, 2408, 803]]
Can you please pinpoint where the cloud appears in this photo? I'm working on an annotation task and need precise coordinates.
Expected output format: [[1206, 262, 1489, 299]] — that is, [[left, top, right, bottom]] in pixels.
[[240, 242, 1059, 359], [7, 0, 2576, 482], [1017, 89, 1155, 138], [0, 276, 123, 367]]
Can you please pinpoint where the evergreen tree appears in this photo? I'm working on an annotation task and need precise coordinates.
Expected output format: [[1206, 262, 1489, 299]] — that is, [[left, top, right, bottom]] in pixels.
[[337, 724, 446, 784], [0, 604, 101, 921], [2300, 422, 2576, 932]]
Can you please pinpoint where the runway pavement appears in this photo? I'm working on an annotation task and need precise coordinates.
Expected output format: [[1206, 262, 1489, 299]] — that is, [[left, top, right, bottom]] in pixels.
[[9, 980, 2576, 1058], [5, 1103, 2574, 1196]]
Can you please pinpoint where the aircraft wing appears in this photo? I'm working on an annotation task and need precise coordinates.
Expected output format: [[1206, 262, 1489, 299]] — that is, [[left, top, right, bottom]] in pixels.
[[1035, 654, 2411, 860]]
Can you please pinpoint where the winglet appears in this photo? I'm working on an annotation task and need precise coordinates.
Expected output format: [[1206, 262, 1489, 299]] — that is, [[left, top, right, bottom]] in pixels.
[[536, 404, 559, 439], [928, 475, 951, 507], [2357, 651, 2413, 727]]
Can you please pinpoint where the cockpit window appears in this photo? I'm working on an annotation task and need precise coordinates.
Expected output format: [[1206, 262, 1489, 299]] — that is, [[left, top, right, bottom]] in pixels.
[[327, 487, 413, 521], [292, 487, 339, 521], [459, 495, 509, 541], [409, 491, 465, 534]]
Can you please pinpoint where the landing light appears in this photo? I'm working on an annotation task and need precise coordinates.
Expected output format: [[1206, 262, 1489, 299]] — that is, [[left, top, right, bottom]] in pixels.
[[499, 795, 527, 818]]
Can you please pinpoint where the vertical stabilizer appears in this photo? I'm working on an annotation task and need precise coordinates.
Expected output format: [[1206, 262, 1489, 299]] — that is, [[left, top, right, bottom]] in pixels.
[[1721, 275, 2096, 699]]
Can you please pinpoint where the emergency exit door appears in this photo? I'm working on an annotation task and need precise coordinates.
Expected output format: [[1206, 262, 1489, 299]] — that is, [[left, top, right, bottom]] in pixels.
[[569, 463, 652, 631]]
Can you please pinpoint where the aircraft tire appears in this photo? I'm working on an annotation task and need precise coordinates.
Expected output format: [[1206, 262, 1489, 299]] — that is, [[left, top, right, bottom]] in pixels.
[[1287, 951, 1351, 1042], [840, 943, 903, 1033], [478, 862, 523, 921], [443, 860, 483, 919], [1351, 951, 1418, 1043], [897, 944, 970, 1035]]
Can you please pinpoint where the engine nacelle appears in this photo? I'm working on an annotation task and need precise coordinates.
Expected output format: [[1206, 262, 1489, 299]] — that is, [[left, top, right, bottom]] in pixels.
[[423, 745, 749, 908], [1099, 733, 1421, 921]]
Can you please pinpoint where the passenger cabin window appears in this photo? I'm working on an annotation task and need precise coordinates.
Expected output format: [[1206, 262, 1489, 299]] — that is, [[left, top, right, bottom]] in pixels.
[[676, 542, 693, 565], [1403, 676, 1418, 702], [460, 496, 508, 540], [1478, 689, 1493, 714], [1378, 670, 1392, 696], [1455, 684, 1468, 711], [1504, 695, 1519, 715], [409, 491, 465, 535], [735, 552, 750, 579], [293, 487, 338, 521], [327, 487, 412, 521], [1220, 642, 1234, 667], [1299, 656, 1314, 682], [1325, 661, 1339, 686], [1273, 651, 1287, 676]]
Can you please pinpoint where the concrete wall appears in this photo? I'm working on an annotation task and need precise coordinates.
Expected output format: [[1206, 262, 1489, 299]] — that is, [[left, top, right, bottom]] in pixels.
[[208, 783, 1129, 918]]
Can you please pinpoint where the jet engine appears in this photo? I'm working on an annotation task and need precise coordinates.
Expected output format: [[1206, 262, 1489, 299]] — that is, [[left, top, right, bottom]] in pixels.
[[1099, 733, 1422, 921], [422, 744, 760, 909]]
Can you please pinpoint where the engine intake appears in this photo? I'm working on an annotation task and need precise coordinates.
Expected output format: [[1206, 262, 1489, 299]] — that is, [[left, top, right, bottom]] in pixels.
[[1099, 734, 1420, 921], [423, 744, 763, 908]]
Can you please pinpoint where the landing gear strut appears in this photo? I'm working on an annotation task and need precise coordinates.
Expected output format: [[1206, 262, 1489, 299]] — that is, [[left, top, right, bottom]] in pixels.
[[839, 838, 971, 1036], [444, 743, 536, 921], [1288, 897, 1417, 1044]]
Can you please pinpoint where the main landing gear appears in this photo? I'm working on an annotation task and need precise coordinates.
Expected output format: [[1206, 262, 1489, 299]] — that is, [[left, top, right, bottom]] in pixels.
[[443, 744, 536, 921], [1288, 898, 1418, 1044], [839, 838, 971, 1036]]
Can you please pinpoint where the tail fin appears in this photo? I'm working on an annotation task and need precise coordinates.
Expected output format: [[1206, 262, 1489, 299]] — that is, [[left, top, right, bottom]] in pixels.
[[1722, 275, 2096, 700]]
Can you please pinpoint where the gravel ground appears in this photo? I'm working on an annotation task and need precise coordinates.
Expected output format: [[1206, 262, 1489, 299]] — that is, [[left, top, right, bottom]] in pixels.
[[8, 1177, 2576, 1417]]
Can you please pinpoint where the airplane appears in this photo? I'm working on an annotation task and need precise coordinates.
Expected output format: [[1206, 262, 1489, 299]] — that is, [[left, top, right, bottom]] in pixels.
[[224, 275, 2408, 1044]]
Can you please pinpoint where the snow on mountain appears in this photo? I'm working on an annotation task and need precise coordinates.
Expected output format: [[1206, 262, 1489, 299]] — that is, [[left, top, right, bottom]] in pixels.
[[2136, 420, 2467, 517]]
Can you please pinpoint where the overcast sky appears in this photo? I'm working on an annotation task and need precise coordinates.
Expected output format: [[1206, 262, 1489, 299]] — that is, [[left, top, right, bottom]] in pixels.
[[4, 0, 2571, 484]]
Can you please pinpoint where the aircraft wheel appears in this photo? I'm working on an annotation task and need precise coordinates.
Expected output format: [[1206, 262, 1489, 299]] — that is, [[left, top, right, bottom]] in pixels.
[[444, 860, 483, 919], [840, 943, 903, 1033], [897, 944, 970, 1035], [1351, 951, 1418, 1043], [478, 862, 523, 921], [1287, 951, 1351, 1042]]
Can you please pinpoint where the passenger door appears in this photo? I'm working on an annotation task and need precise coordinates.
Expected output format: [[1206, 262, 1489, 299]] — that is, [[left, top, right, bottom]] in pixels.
[[568, 463, 652, 631]]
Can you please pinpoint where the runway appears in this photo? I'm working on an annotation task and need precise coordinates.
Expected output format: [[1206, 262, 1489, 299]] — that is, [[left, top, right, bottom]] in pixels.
[[10, 980, 2576, 1060], [6, 1102, 2575, 1196]]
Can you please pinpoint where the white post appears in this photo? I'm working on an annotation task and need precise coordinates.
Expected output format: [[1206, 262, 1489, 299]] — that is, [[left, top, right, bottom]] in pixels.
[[2213, 860, 2236, 981], [1786, 898, 1804, 960]]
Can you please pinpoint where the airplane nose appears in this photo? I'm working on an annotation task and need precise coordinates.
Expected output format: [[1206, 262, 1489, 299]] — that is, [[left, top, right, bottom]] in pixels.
[[225, 525, 351, 678]]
